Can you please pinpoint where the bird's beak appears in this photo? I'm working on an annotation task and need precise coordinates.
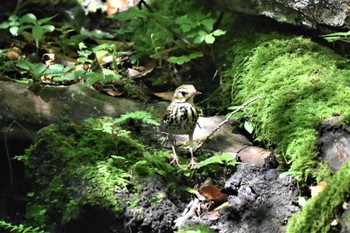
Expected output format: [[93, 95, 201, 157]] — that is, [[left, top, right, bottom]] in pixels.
[[194, 91, 201, 96]]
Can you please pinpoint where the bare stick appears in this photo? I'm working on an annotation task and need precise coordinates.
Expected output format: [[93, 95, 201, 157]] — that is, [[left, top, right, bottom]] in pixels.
[[174, 198, 200, 228], [199, 96, 260, 148]]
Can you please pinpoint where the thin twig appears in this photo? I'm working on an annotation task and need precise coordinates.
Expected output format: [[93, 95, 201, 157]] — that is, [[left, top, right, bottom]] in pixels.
[[174, 198, 200, 228], [199, 96, 260, 148]]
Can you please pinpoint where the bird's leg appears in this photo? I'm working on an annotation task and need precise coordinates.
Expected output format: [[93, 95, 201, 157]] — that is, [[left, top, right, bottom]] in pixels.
[[187, 133, 199, 169], [168, 134, 182, 167]]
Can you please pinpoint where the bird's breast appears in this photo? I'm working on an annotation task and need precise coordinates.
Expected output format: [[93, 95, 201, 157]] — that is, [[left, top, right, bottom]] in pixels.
[[163, 102, 199, 135]]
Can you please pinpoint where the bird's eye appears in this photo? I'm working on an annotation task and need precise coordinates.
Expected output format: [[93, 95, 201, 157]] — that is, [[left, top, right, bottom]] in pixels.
[[179, 91, 187, 96]]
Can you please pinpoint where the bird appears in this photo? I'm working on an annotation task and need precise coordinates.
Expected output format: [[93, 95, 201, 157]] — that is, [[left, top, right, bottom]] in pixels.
[[162, 84, 201, 168]]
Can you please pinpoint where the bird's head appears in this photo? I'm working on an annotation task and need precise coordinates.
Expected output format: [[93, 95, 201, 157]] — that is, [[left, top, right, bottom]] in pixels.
[[173, 85, 201, 104]]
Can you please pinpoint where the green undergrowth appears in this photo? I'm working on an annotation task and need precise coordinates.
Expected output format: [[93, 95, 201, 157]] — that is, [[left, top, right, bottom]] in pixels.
[[18, 114, 179, 229], [286, 159, 350, 233], [224, 34, 350, 181]]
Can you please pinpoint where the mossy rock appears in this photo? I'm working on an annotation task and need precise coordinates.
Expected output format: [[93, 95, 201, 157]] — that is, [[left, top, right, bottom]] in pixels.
[[22, 117, 175, 230], [222, 33, 350, 233], [286, 159, 350, 233], [224, 34, 350, 180]]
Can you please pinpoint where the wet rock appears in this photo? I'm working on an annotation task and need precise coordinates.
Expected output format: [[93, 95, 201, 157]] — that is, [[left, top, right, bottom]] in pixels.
[[217, 163, 299, 233], [203, 0, 350, 29], [340, 202, 350, 233], [318, 117, 350, 172], [125, 175, 180, 233]]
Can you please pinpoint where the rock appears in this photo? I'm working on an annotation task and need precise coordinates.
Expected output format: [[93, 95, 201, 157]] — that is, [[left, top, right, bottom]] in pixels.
[[340, 202, 350, 233], [217, 163, 299, 233], [203, 0, 350, 29], [125, 175, 180, 232], [318, 116, 350, 172]]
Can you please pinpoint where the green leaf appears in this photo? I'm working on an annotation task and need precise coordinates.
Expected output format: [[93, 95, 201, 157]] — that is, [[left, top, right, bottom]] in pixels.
[[84, 72, 104, 86], [44, 64, 75, 76], [54, 69, 86, 82], [152, 13, 173, 26], [201, 18, 216, 32], [19, 13, 37, 25], [244, 121, 254, 134], [9, 15, 19, 22], [16, 59, 32, 71], [42, 24, 55, 33], [17, 60, 47, 79], [18, 25, 32, 33], [111, 7, 148, 20], [204, 34, 215, 44], [9, 26, 19, 36], [195, 153, 238, 169], [43, 64, 65, 75], [32, 25, 44, 48], [212, 29, 226, 36], [193, 30, 207, 44], [102, 68, 122, 81], [80, 28, 114, 39], [167, 51, 203, 65], [175, 15, 196, 33], [0, 22, 9, 29], [37, 14, 57, 25]]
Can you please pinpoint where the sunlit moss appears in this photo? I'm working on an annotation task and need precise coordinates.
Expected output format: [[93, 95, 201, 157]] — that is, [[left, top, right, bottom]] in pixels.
[[224, 35, 350, 181], [286, 160, 350, 233], [223, 33, 350, 233]]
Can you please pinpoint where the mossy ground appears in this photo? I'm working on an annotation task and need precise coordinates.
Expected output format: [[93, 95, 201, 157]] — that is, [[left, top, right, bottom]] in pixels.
[[222, 31, 350, 232], [22, 116, 179, 229]]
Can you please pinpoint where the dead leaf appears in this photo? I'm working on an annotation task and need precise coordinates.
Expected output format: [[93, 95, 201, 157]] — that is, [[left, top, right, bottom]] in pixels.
[[342, 202, 348, 210], [42, 53, 55, 66], [106, 0, 131, 15], [93, 83, 124, 97], [206, 211, 220, 221], [154, 91, 173, 101], [310, 181, 327, 197], [6, 47, 21, 60], [106, 89, 124, 96], [199, 185, 228, 204]]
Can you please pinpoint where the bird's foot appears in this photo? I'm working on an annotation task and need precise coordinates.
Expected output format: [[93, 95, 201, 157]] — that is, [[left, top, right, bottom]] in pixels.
[[187, 159, 200, 169], [170, 157, 182, 167]]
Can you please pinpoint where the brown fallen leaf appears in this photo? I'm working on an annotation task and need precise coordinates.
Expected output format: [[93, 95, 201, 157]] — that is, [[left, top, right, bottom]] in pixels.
[[310, 181, 327, 197], [6, 47, 21, 60], [106, 0, 131, 15], [154, 91, 174, 101], [205, 211, 220, 221], [199, 184, 228, 204]]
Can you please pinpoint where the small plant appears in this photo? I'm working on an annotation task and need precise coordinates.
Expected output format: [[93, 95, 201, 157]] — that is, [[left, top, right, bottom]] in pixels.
[[321, 31, 350, 43], [0, 13, 56, 48], [16, 58, 78, 90], [0, 49, 16, 78], [195, 153, 239, 169], [0, 220, 46, 233], [111, 1, 225, 66]]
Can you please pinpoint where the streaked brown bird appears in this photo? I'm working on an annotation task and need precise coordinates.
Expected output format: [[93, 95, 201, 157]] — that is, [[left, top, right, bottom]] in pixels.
[[162, 85, 201, 168]]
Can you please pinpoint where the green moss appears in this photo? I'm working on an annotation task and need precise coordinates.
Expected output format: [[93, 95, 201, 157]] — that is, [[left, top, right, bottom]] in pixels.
[[286, 160, 350, 233], [223, 35, 350, 181], [22, 115, 176, 228], [176, 224, 215, 233]]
